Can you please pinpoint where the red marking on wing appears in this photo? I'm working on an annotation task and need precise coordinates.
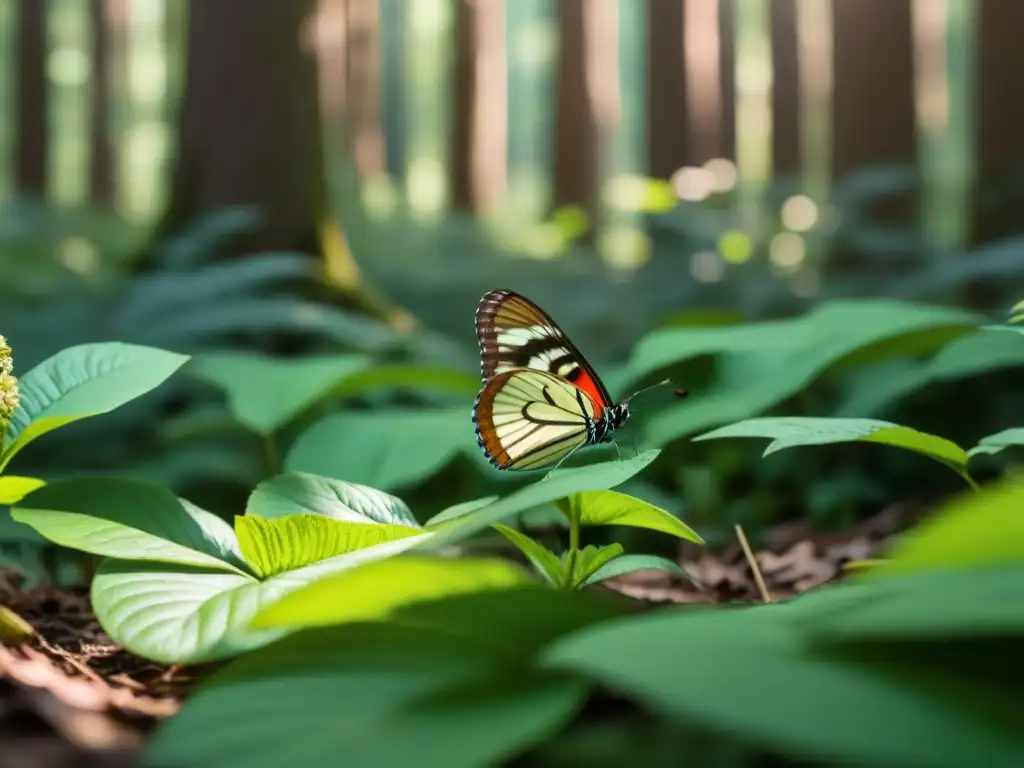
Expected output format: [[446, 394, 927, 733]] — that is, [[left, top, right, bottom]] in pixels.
[[573, 369, 608, 414]]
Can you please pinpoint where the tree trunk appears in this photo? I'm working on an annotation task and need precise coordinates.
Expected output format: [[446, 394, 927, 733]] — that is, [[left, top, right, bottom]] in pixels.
[[157, 0, 329, 258], [88, 0, 125, 207], [15, 0, 47, 198], [831, 0, 915, 177], [314, 0, 348, 130], [553, 0, 619, 226], [344, 0, 385, 178], [770, 0, 799, 177], [450, 0, 507, 213], [682, 0, 732, 164], [645, 0, 686, 180]]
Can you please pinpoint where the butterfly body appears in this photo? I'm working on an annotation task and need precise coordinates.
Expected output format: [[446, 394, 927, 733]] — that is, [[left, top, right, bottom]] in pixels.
[[472, 289, 641, 471]]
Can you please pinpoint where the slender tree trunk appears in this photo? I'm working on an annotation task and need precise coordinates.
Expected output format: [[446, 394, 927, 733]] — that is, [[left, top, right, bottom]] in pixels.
[[450, 0, 507, 213], [553, 0, 619, 226], [345, 0, 385, 178], [645, 0, 686, 180], [770, 0, 799, 177], [314, 0, 348, 130], [158, 0, 328, 258], [88, 0, 123, 207], [15, 0, 47, 197], [682, 0, 731, 164]]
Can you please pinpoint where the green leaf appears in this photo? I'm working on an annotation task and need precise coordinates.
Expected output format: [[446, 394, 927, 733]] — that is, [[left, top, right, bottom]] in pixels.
[[11, 478, 247, 574], [328, 364, 481, 399], [235, 514, 424, 579], [287, 408, 474, 490], [544, 608, 1024, 766], [251, 555, 533, 631], [571, 544, 625, 587], [806, 567, 1024, 642], [0, 476, 45, 505], [425, 496, 500, 528], [419, 450, 662, 551], [633, 300, 979, 446], [968, 428, 1024, 458], [91, 535, 427, 664], [188, 351, 371, 434], [0, 342, 189, 470], [582, 554, 690, 586], [146, 622, 584, 768], [694, 417, 969, 474], [556, 490, 703, 543], [867, 478, 1024, 577], [246, 472, 419, 527], [492, 524, 565, 586]]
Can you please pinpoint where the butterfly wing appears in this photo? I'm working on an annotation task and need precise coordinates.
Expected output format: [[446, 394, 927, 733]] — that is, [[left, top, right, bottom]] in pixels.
[[475, 290, 614, 413], [473, 368, 597, 471]]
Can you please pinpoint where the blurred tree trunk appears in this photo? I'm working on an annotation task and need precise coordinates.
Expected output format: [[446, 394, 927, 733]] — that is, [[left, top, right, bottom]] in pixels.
[[553, 0, 618, 228], [682, 0, 732, 165], [973, 0, 1024, 244], [315, 0, 348, 130], [645, 0, 686, 180], [450, 0, 507, 214], [15, 0, 47, 197], [770, 0, 799, 177], [831, 0, 915, 177], [344, 0, 385, 179], [88, 0, 124, 207]]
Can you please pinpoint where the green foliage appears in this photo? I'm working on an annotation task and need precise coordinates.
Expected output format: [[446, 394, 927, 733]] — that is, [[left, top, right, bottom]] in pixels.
[[694, 417, 975, 487], [0, 476, 45, 504], [235, 514, 423, 578], [580, 554, 690, 587], [246, 472, 419, 526], [491, 523, 564, 586], [968, 428, 1024, 458], [188, 351, 372, 434], [0, 342, 189, 471], [555, 490, 703, 543]]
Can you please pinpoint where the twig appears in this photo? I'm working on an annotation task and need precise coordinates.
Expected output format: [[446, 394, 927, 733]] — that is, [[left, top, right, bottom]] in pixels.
[[735, 524, 772, 604]]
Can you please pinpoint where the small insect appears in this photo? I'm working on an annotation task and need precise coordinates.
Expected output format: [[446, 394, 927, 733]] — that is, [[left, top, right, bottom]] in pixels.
[[472, 289, 675, 471]]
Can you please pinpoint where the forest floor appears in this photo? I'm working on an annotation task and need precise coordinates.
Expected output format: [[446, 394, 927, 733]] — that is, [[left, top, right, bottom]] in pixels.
[[0, 504, 910, 768]]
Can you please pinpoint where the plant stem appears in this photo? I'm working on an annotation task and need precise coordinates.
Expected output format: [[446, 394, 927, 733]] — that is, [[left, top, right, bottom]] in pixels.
[[960, 471, 981, 493], [562, 509, 581, 591], [735, 524, 772, 604], [263, 433, 282, 475]]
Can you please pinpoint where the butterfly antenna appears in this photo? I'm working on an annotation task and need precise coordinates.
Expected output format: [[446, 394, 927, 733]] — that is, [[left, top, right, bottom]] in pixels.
[[624, 378, 674, 406]]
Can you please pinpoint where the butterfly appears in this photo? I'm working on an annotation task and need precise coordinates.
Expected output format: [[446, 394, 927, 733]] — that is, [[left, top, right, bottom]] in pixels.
[[471, 290, 681, 471]]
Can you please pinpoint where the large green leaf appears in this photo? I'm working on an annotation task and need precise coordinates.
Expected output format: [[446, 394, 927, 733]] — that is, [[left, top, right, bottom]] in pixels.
[[11, 478, 247, 574], [251, 555, 533, 630], [555, 490, 703, 543], [328, 364, 480, 400], [968, 428, 1024, 458], [492, 524, 565, 586], [419, 450, 662, 550], [146, 622, 584, 768], [694, 417, 969, 476], [286, 407, 476, 490], [867, 478, 1024, 577], [91, 534, 427, 664], [425, 495, 500, 527], [0, 342, 189, 469], [246, 472, 419, 527], [544, 608, 1024, 766], [634, 300, 979, 446], [188, 351, 371, 434], [0, 476, 45, 505], [806, 567, 1024, 642], [235, 514, 424, 578]]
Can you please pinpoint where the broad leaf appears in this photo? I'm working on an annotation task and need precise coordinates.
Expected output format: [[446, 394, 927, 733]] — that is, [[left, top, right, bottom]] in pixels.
[[251, 555, 533, 630], [235, 514, 424, 578], [806, 567, 1024, 641], [419, 450, 662, 550], [91, 535, 427, 664], [146, 622, 583, 768], [694, 417, 969, 475], [866, 478, 1024, 577], [246, 472, 419, 527], [968, 428, 1024, 458], [12, 478, 247, 574], [571, 544, 625, 587], [544, 608, 1024, 766], [425, 496, 500, 528], [0, 342, 189, 470], [582, 554, 690, 586], [287, 408, 474, 490], [492, 524, 564, 586], [188, 352, 371, 434], [329, 364, 481, 399], [0, 476, 45, 505], [556, 490, 703, 543]]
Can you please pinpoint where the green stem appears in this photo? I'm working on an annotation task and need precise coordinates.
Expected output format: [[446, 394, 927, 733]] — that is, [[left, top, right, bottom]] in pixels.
[[562, 510, 581, 591], [263, 433, 282, 475], [960, 470, 981, 493]]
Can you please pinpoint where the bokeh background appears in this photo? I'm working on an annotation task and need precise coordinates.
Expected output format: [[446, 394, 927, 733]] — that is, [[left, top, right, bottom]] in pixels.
[[3, 0, 1024, 557]]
